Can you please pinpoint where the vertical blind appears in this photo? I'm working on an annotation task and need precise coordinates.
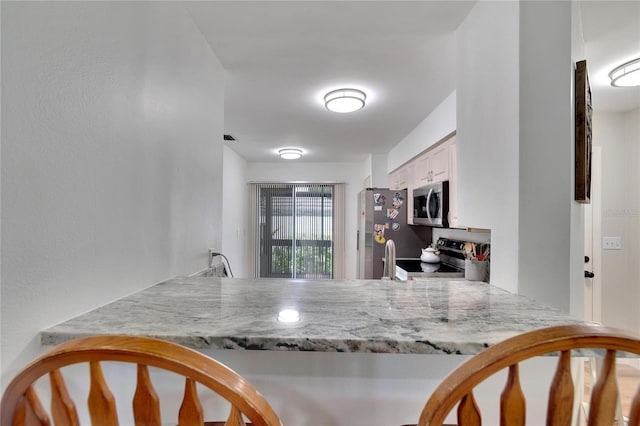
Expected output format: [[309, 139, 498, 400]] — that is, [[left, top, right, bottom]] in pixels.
[[249, 183, 345, 279]]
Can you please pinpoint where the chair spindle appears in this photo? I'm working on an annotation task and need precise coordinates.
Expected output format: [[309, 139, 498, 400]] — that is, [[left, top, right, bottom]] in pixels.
[[178, 378, 204, 426], [587, 350, 619, 425], [225, 406, 246, 426], [628, 384, 640, 426], [88, 361, 118, 426], [546, 350, 574, 426], [12, 385, 50, 426], [133, 364, 161, 426], [457, 391, 481, 426], [500, 364, 527, 426], [500, 363, 526, 426], [12, 395, 28, 426], [50, 369, 79, 425], [12, 395, 29, 426]]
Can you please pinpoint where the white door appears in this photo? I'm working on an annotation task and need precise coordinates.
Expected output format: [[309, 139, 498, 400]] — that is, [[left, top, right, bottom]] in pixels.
[[584, 147, 602, 323]]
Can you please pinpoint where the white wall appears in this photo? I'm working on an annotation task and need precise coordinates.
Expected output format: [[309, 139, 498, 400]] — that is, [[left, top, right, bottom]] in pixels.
[[222, 146, 249, 278], [626, 109, 640, 334], [387, 91, 456, 173], [569, 1, 588, 320], [370, 154, 389, 188], [593, 109, 640, 333], [360, 153, 388, 188], [246, 162, 364, 279], [456, 1, 520, 294], [455, 1, 584, 312], [518, 1, 580, 312], [362, 154, 373, 188], [1, 2, 225, 388]]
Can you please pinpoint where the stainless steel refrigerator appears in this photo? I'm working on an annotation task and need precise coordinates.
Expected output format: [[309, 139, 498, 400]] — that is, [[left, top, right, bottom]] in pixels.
[[357, 188, 431, 279]]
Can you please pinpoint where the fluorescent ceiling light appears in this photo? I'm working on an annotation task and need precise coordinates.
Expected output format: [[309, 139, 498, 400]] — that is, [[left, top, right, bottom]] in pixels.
[[324, 88, 366, 113], [278, 148, 303, 160], [609, 57, 640, 87]]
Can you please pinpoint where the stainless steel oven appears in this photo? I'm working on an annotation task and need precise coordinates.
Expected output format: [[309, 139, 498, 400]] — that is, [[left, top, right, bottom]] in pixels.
[[413, 181, 449, 227], [394, 238, 468, 280]]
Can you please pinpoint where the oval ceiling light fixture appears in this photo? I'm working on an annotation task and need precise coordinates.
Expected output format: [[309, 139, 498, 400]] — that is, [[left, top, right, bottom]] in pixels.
[[324, 88, 366, 113], [278, 148, 303, 160], [609, 57, 640, 87]]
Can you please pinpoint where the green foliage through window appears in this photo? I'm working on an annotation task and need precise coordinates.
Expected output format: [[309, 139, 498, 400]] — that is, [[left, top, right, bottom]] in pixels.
[[258, 184, 334, 279]]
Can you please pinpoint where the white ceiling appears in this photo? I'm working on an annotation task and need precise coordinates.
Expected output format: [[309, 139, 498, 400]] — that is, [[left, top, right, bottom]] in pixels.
[[185, 1, 640, 163], [580, 0, 640, 113]]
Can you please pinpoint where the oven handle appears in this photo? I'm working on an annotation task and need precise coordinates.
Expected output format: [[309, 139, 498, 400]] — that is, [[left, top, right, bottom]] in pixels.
[[426, 188, 434, 220]]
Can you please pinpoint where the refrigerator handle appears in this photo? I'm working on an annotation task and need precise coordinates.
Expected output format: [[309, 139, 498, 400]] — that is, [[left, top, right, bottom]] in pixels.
[[356, 229, 360, 251]]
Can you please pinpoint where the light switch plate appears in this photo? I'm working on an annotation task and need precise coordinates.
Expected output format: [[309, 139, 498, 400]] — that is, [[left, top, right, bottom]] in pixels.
[[603, 236, 622, 250]]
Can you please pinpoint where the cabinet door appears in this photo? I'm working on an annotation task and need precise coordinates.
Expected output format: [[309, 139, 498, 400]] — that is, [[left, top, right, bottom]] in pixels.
[[406, 162, 415, 224], [389, 165, 409, 190], [396, 167, 409, 189], [414, 151, 432, 185], [430, 142, 449, 183], [409, 155, 422, 189], [448, 138, 459, 228], [388, 169, 399, 190]]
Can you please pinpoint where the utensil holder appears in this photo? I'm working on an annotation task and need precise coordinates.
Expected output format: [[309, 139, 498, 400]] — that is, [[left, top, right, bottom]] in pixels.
[[465, 259, 488, 281]]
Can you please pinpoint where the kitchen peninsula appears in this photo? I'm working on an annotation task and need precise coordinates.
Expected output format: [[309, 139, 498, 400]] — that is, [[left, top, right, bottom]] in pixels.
[[41, 277, 585, 425], [42, 277, 581, 352]]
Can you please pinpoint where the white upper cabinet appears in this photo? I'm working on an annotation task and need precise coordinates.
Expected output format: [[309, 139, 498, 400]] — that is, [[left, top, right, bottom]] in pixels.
[[405, 162, 415, 224], [414, 140, 450, 186], [430, 143, 450, 182], [388, 133, 457, 227], [414, 151, 431, 187], [388, 162, 414, 223], [388, 165, 409, 190], [448, 136, 459, 228]]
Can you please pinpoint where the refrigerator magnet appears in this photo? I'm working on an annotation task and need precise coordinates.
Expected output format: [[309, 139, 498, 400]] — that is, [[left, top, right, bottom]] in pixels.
[[392, 192, 404, 208], [374, 224, 387, 244]]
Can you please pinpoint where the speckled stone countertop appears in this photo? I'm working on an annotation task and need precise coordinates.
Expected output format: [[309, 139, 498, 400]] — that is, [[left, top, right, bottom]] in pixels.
[[41, 277, 583, 355]]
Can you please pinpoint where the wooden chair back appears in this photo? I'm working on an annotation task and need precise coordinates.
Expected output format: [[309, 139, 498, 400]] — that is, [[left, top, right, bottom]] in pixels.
[[1, 335, 282, 426], [418, 324, 640, 426]]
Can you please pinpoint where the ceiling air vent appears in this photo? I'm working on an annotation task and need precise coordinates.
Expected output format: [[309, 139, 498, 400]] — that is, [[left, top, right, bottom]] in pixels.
[[223, 134, 236, 141]]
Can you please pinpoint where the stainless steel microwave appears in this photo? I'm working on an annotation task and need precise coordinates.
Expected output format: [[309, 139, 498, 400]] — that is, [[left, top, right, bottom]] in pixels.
[[413, 181, 449, 227]]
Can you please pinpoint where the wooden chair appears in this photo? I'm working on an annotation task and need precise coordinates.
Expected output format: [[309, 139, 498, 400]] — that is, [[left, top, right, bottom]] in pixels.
[[1, 335, 282, 426], [418, 324, 640, 426]]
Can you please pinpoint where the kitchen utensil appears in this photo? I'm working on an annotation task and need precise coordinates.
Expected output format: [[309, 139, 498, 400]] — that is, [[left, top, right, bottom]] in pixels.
[[420, 247, 440, 263], [465, 259, 488, 281], [463, 242, 473, 259]]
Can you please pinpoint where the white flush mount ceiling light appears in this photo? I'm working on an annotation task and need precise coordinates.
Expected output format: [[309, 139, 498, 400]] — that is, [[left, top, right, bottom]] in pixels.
[[324, 88, 366, 113], [278, 148, 303, 160], [609, 57, 640, 87]]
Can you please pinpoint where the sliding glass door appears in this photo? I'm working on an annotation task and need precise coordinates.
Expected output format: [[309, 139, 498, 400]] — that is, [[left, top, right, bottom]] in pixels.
[[254, 183, 334, 279]]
